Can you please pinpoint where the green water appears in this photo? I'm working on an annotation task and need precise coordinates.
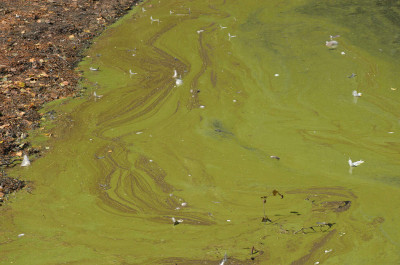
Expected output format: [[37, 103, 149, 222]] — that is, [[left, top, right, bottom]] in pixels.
[[2, 0, 400, 264]]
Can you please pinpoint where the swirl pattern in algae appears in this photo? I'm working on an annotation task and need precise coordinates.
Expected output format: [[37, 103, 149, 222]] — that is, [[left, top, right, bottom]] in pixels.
[[1, 0, 400, 264]]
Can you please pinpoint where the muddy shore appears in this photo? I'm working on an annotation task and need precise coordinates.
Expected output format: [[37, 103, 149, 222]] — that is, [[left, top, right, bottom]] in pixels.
[[0, 0, 141, 201]]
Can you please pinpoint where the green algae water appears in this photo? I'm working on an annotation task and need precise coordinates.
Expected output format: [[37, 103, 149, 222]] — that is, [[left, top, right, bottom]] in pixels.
[[2, 0, 400, 264]]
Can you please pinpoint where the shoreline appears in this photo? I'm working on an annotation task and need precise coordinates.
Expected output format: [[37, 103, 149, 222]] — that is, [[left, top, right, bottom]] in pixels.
[[0, 0, 141, 202]]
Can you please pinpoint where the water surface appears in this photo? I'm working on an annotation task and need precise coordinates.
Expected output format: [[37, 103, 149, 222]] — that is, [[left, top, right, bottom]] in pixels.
[[2, 0, 400, 264]]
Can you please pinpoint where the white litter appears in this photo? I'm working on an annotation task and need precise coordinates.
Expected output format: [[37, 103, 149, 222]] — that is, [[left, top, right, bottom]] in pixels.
[[21, 155, 30, 167]]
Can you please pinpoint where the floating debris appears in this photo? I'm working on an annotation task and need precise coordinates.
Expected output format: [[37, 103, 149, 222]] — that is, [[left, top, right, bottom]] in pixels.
[[21, 155, 30, 167], [175, 78, 183, 86], [171, 217, 183, 225], [89, 67, 99, 71], [326, 40, 338, 49], [352, 90, 362, 97], [348, 73, 357, 78], [93, 91, 103, 99], [348, 158, 364, 167], [219, 253, 228, 265], [270, 155, 280, 160], [150, 16, 160, 24], [228, 33, 236, 40]]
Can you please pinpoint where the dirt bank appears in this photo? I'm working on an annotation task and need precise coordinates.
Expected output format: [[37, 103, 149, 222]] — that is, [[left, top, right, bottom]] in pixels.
[[0, 0, 141, 200]]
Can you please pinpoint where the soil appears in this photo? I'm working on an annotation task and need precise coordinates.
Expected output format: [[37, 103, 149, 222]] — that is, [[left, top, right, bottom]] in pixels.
[[0, 0, 141, 202]]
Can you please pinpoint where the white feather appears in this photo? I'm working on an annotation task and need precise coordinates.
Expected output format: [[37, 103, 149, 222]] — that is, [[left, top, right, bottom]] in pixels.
[[349, 158, 364, 167], [219, 253, 227, 265], [175, 78, 183, 86], [21, 155, 30, 167]]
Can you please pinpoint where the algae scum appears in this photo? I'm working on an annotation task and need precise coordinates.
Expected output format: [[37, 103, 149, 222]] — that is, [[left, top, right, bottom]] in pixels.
[[2, 0, 400, 264]]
